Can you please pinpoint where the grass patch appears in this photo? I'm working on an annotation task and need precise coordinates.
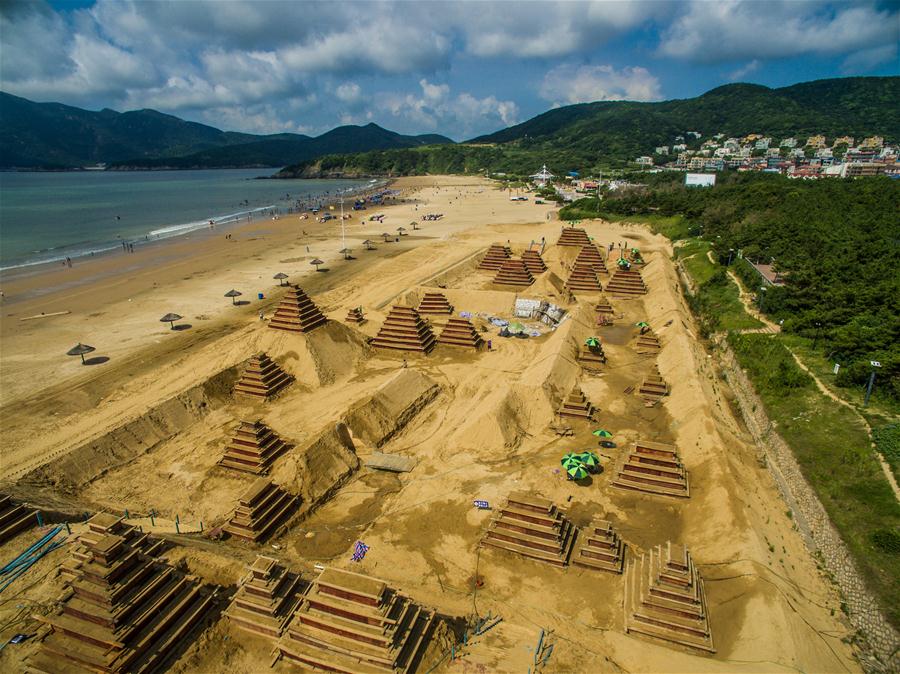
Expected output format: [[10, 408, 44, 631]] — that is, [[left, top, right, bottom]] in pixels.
[[729, 332, 900, 629], [619, 214, 693, 240], [873, 424, 900, 483]]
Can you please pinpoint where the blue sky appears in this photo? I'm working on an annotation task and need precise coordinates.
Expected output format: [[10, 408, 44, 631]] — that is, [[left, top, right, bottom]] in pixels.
[[2, 0, 898, 140]]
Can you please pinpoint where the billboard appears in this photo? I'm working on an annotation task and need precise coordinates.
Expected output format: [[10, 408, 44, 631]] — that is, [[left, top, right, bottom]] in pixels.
[[685, 173, 716, 187]]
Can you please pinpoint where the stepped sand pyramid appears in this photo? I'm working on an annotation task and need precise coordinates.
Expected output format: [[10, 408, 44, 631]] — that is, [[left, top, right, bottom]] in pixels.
[[577, 343, 606, 372], [574, 244, 608, 274], [345, 306, 366, 324], [565, 260, 602, 293], [521, 249, 547, 274], [371, 306, 437, 354], [481, 492, 577, 567], [493, 258, 534, 286], [636, 330, 661, 352], [557, 227, 591, 247], [624, 542, 715, 652], [276, 567, 443, 672], [224, 478, 300, 543], [606, 269, 647, 296], [0, 493, 37, 544], [640, 373, 669, 400], [558, 386, 595, 420], [226, 556, 303, 638], [218, 420, 291, 474], [612, 440, 690, 498], [438, 317, 484, 349], [233, 352, 293, 399], [478, 244, 512, 270], [27, 512, 214, 674], [269, 284, 328, 333], [417, 291, 454, 315], [572, 519, 625, 573]]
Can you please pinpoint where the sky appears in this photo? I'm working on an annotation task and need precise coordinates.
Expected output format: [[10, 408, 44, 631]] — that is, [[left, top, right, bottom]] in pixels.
[[1, 0, 898, 141]]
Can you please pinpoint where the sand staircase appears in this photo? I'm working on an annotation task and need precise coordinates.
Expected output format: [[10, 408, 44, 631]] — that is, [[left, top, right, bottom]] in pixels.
[[606, 269, 647, 296], [636, 330, 661, 353], [218, 420, 291, 475], [639, 373, 669, 401], [612, 441, 690, 498], [269, 284, 328, 333], [226, 556, 303, 638], [624, 542, 714, 652], [233, 352, 293, 400], [371, 306, 437, 354], [345, 307, 366, 324], [556, 227, 591, 247], [223, 479, 300, 543], [577, 344, 607, 372], [572, 519, 625, 574], [574, 245, 608, 274], [417, 292, 454, 315], [481, 493, 577, 567], [493, 259, 534, 287], [276, 567, 442, 673], [437, 318, 484, 350], [0, 493, 38, 544], [558, 386, 595, 420], [478, 244, 512, 270], [521, 249, 547, 274], [565, 260, 603, 293], [27, 513, 214, 674]]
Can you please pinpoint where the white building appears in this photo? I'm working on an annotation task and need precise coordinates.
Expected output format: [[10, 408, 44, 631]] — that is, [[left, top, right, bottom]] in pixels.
[[635, 156, 654, 166], [780, 137, 797, 148], [672, 143, 687, 152], [654, 146, 669, 155], [790, 148, 806, 158]]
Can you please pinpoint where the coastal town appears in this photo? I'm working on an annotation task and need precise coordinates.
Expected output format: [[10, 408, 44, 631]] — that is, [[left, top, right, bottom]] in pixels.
[[635, 133, 897, 178]]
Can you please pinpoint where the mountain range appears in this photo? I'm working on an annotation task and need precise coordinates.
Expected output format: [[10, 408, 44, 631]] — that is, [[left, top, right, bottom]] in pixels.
[[0, 92, 451, 169]]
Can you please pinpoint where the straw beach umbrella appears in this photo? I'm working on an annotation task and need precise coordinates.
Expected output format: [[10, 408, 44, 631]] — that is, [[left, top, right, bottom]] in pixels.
[[224, 289, 242, 305], [339, 248, 352, 260], [310, 258, 325, 271], [382, 232, 393, 242], [67, 343, 95, 365], [362, 239, 375, 250], [159, 313, 182, 329], [410, 220, 419, 230], [273, 272, 289, 286], [397, 226, 407, 236]]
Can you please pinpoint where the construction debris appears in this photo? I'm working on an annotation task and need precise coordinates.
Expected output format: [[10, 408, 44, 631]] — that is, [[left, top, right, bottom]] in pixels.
[[365, 452, 417, 473], [0, 493, 38, 544]]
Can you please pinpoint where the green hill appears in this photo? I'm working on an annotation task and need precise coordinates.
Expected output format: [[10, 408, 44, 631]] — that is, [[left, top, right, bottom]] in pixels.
[[277, 76, 899, 178], [0, 92, 452, 169]]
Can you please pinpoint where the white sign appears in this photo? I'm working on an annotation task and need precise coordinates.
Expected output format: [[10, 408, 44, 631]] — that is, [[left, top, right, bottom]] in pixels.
[[833, 363, 840, 375], [685, 173, 716, 187], [871, 361, 882, 368]]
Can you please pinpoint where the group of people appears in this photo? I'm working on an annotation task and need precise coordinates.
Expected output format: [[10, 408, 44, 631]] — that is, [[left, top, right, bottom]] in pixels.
[[421, 213, 443, 221]]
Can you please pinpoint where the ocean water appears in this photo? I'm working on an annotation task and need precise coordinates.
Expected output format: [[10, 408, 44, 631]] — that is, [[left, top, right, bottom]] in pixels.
[[0, 169, 370, 270]]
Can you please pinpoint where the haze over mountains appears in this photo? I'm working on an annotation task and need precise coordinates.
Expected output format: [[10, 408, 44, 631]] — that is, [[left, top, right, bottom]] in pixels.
[[1, 77, 897, 172]]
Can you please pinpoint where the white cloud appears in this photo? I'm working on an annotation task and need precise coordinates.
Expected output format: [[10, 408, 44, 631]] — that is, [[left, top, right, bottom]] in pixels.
[[335, 83, 362, 104], [659, 1, 899, 64], [539, 64, 662, 105], [841, 44, 898, 73], [728, 59, 760, 81]]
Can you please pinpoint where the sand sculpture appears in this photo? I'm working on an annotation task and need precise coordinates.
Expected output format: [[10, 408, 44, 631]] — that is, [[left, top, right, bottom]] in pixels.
[[225, 555, 303, 638], [521, 249, 548, 274], [612, 440, 690, 498], [558, 386, 595, 420], [417, 291, 454, 315], [437, 317, 484, 349], [565, 259, 603, 293], [481, 492, 577, 567], [0, 493, 37, 543], [639, 373, 669, 401], [345, 306, 366, 324], [577, 343, 607, 372], [556, 227, 592, 247], [27, 512, 214, 673], [371, 306, 437, 354], [269, 284, 328, 333], [624, 542, 714, 652], [636, 330, 662, 353], [574, 244, 608, 274], [493, 258, 535, 287], [218, 420, 291, 474], [275, 567, 443, 672], [606, 269, 647, 296], [478, 244, 512, 270], [233, 352, 293, 399], [572, 519, 626, 573], [595, 296, 614, 316], [223, 478, 300, 543]]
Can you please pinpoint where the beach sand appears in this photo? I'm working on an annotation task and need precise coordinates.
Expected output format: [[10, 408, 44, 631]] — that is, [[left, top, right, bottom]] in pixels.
[[0, 176, 859, 673]]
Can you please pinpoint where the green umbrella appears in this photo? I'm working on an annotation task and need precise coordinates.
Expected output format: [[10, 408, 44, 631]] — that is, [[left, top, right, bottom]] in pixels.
[[561, 452, 585, 469], [617, 258, 629, 267], [635, 321, 649, 328], [592, 429, 613, 438], [508, 321, 525, 334], [579, 451, 600, 468], [566, 464, 589, 480], [631, 248, 640, 254], [585, 336, 601, 347]]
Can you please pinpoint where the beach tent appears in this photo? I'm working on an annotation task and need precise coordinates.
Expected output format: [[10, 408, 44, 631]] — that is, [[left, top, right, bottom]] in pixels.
[[67, 343, 96, 365], [159, 313, 182, 330], [224, 289, 242, 305]]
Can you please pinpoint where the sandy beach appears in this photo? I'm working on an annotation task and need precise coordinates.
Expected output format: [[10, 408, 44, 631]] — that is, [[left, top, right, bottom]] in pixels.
[[0, 176, 859, 673]]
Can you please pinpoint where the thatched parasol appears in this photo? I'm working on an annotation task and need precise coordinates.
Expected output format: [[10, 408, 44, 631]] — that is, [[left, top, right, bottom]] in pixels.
[[273, 272, 289, 286], [339, 248, 352, 260], [310, 258, 324, 271], [362, 239, 375, 250], [67, 343, 96, 365], [224, 289, 242, 304], [410, 220, 419, 230], [160, 313, 182, 329], [397, 226, 407, 235], [381, 232, 392, 242]]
